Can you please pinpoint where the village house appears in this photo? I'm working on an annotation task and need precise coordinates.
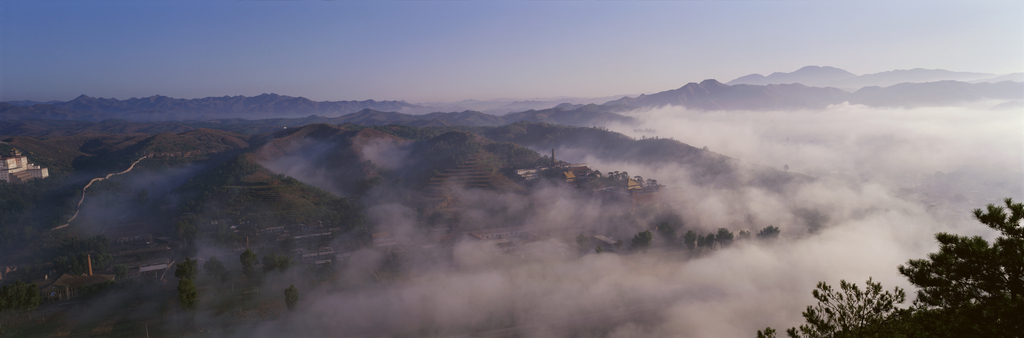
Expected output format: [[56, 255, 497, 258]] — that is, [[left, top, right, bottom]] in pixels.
[[592, 235, 621, 251], [36, 255, 115, 301], [38, 273, 116, 301], [467, 227, 539, 252], [136, 259, 173, 279]]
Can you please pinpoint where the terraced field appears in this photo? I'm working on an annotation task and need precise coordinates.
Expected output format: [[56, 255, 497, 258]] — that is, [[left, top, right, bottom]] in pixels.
[[420, 153, 521, 210]]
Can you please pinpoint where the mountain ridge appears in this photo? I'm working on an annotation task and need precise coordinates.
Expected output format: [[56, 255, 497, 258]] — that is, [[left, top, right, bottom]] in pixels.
[[605, 79, 1022, 110], [727, 66, 857, 87], [604, 79, 850, 110], [4, 77, 1021, 126], [1, 94, 429, 122], [728, 66, 1001, 89]]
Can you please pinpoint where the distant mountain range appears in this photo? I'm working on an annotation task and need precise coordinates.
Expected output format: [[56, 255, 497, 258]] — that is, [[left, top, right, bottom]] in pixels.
[[0, 98, 638, 128], [849, 80, 1024, 107], [3, 100, 65, 107], [7, 77, 1018, 141], [726, 66, 1004, 89], [330, 105, 637, 128], [0, 93, 427, 121], [3, 69, 1021, 127], [604, 79, 1023, 111], [603, 79, 850, 110], [971, 73, 1024, 83], [416, 94, 627, 115], [727, 66, 858, 87]]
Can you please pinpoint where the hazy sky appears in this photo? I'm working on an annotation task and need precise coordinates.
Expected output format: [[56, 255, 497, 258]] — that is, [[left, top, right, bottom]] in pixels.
[[1, 0, 1022, 103]]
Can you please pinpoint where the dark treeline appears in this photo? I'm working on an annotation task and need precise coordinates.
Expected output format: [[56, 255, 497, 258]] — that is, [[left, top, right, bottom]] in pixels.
[[624, 223, 780, 253], [0, 177, 77, 254], [759, 198, 1024, 338]]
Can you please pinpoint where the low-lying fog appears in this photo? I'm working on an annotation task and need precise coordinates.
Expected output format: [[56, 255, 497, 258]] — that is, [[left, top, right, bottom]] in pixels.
[[245, 101, 1022, 337], [606, 101, 1022, 228]]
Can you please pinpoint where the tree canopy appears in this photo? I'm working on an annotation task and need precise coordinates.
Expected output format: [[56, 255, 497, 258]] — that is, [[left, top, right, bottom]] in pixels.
[[683, 230, 697, 251], [785, 278, 906, 338], [897, 197, 1024, 336], [240, 248, 258, 278], [175, 257, 200, 312], [0, 281, 42, 314], [656, 222, 677, 245], [763, 198, 1024, 337], [631, 230, 652, 250], [715, 228, 734, 247], [757, 225, 780, 240], [262, 253, 291, 273], [204, 256, 229, 282], [285, 285, 299, 311], [177, 278, 199, 311], [174, 257, 198, 281]]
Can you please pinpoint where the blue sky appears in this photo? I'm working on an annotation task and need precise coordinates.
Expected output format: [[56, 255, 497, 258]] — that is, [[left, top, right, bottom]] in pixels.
[[1, 1, 1021, 103]]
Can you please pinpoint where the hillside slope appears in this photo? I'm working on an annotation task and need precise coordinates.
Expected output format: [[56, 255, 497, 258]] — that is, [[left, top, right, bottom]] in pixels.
[[178, 152, 363, 230], [2, 128, 251, 174], [253, 124, 543, 209], [482, 122, 807, 191]]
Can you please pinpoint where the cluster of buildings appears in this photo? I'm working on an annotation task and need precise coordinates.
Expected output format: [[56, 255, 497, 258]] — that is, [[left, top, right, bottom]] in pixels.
[[37, 255, 116, 301], [206, 219, 346, 267], [0, 254, 121, 302], [105, 224, 180, 260], [514, 150, 662, 208], [0, 149, 48, 183], [368, 225, 622, 255], [515, 163, 595, 184], [1, 228, 176, 303], [1, 227, 178, 302], [2, 219, 348, 304], [467, 227, 538, 251], [513, 149, 597, 184]]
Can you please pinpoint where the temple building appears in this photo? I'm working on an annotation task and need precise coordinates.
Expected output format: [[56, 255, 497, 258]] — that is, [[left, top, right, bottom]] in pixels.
[[0, 149, 48, 183]]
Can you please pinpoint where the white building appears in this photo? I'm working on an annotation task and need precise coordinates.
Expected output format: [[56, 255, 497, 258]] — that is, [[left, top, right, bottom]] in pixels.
[[515, 168, 539, 180], [0, 149, 48, 183]]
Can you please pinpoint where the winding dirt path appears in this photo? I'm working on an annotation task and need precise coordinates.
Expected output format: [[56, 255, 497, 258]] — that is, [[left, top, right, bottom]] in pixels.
[[52, 155, 151, 230]]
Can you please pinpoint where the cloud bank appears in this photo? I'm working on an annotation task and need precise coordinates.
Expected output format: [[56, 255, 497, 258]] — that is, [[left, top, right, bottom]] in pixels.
[[240, 101, 1022, 337]]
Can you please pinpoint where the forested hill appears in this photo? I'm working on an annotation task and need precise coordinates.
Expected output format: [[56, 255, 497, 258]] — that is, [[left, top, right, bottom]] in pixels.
[[252, 121, 807, 197], [251, 123, 544, 203], [0, 128, 254, 259], [479, 122, 808, 191], [3, 118, 806, 194], [0, 120, 808, 261], [176, 152, 364, 233], [2, 128, 251, 175]]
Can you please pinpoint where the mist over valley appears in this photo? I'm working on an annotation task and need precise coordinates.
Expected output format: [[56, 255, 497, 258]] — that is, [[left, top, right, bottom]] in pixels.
[[1, 1, 1022, 336], [2, 75, 1020, 336]]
